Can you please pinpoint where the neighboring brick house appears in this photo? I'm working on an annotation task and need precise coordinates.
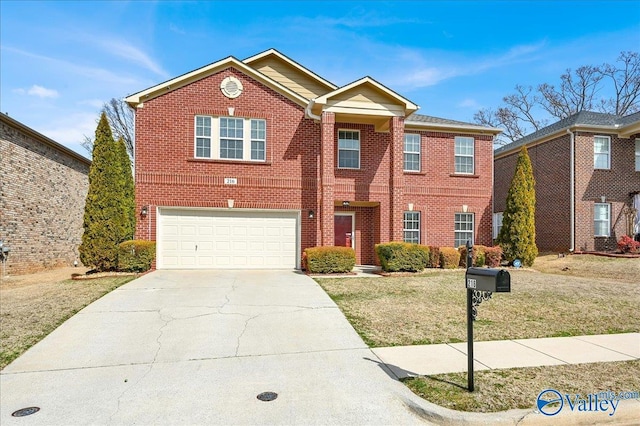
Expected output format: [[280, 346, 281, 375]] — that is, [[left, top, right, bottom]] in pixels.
[[494, 111, 640, 253], [125, 49, 500, 269], [0, 113, 91, 275]]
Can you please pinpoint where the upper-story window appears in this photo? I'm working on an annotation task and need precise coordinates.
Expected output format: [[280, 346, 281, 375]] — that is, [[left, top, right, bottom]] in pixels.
[[338, 130, 360, 169], [404, 134, 421, 172], [195, 116, 266, 162], [454, 136, 474, 174], [594, 135, 610, 169], [635, 139, 639, 172]]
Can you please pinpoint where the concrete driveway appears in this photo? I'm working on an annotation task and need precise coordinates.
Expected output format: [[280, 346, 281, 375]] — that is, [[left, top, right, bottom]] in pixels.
[[1, 270, 432, 425]]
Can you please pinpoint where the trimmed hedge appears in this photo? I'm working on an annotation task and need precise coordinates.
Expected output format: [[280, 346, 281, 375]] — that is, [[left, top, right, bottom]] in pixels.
[[427, 246, 440, 268], [375, 242, 430, 272], [117, 240, 156, 272], [458, 245, 487, 268], [484, 246, 503, 267], [305, 246, 356, 274], [439, 247, 461, 269]]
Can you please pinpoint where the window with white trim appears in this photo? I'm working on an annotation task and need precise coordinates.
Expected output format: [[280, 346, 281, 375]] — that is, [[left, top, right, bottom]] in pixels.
[[194, 115, 266, 162], [454, 213, 474, 247], [493, 212, 503, 240], [403, 212, 420, 244], [404, 134, 420, 172], [195, 116, 212, 158], [338, 130, 360, 169], [594, 135, 610, 169], [454, 136, 474, 174], [594, 203, 610, 237], [635, 139, 639, 172]]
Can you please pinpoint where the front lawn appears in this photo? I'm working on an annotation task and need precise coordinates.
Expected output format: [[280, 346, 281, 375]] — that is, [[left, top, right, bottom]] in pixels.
[[315, 255, 640, 413], [0, 274, 136, 369]]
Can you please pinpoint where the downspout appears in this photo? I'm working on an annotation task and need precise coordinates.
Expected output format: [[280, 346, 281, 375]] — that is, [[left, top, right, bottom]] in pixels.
[[305, 99, 322, 121], [567, 129, 575, 252]]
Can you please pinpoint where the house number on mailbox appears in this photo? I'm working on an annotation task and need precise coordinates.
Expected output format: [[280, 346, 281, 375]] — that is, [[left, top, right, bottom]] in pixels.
[[224, 178, 237, 185]]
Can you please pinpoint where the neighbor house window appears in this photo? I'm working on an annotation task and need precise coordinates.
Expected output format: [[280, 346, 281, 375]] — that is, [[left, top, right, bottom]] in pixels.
[[404, 134, 421, 172], [594, 135, 611, 169], [194, 116, 266, 162], [635, 139, 640, 172], [338, 130, 360, 169], [594, 203, 610, 237], [454, 213, 474, 247], [403, 212, 420, 244], [455, 136, 474, 174], [493, 212, 503, 240]]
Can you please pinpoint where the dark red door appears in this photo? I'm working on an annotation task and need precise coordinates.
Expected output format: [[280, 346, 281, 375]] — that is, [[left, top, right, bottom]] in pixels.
[[334, 215, 353, 247]]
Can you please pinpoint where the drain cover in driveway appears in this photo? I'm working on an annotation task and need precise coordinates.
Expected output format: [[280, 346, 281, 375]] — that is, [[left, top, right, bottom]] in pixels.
[[257, 392, 278, 402], [12, 407, 40, 417]]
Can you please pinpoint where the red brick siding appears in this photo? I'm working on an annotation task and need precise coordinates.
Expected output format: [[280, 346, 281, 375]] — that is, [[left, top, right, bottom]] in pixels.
[[134, 66, 494, 265], [494, 131, 640, 252]]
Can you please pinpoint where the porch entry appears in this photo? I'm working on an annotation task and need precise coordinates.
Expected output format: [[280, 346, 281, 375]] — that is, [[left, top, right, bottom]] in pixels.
[[334, 213, 355, 249]]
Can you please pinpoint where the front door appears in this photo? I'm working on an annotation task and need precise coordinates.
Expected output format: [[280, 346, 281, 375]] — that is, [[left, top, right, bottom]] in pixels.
[[334, 214, 354, 248]]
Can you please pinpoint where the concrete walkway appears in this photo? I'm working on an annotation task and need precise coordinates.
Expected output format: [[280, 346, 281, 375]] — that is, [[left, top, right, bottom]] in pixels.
[[373, 333, 640, 378]]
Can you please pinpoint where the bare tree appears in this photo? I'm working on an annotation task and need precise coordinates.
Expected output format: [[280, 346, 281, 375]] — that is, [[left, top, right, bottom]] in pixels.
[[82, 98, 135, 160], [475, 51, 640, 145]]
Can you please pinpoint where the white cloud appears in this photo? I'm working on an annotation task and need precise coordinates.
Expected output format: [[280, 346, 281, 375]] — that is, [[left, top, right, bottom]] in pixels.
[[13, 84, 59, 98], [458, 98, 480, 109], [40, 112, 99, 156], [28, 85, 59, 98], [94, 38, 169, 78], [169, 23, 186, 35]]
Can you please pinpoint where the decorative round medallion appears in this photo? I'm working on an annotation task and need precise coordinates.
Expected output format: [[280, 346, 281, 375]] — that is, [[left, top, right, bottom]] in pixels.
[[221, 76, 243, 99]]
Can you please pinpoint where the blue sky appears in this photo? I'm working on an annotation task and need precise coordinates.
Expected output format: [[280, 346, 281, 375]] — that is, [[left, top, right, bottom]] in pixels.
[[1, 1, 639, 157]]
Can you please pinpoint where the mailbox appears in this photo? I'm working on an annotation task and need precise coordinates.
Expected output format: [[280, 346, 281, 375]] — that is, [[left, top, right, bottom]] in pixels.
[[465, 267, 510, 292]]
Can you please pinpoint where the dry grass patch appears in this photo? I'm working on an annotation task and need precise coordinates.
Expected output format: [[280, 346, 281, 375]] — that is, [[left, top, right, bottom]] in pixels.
[[1, 271, 136, 369], [403, 360, 640, 413], [534, 253, 640, 283], [316, 268, 639, 347]]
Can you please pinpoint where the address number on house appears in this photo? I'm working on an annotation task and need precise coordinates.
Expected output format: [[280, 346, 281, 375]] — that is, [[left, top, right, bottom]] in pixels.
[[224, 178, 237, 185]]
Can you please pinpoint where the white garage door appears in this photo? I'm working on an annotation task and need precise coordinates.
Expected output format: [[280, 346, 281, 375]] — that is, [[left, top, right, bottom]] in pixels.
[[158, 208, 299, 269]]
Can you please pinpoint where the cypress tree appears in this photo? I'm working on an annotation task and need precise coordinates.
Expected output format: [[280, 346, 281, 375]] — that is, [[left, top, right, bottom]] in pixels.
[[497, 146, 538, 266], [116, 136, 135, 241], [79, 113, 132, 271]]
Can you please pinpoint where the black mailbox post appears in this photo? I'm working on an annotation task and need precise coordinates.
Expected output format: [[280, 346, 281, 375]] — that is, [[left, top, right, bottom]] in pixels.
[[465, 242, 511, 392]]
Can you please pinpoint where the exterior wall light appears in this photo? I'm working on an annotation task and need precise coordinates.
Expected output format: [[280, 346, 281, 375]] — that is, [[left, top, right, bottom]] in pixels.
[[308, 210, 315, 218], [342, 201, 350, 207], [141, 206, 148, 216]]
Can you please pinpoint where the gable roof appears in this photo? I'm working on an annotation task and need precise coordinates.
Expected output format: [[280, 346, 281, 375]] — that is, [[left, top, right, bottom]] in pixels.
[[495, 110, 640, 158], [243, 48, 337, 99], [124, 55, 310, 108], [0, 113, 91, 165]]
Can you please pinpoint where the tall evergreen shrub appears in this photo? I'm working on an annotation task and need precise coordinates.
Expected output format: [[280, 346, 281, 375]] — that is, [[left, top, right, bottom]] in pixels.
[[497, 146, 538, 266], [79, 113, 135, 270]]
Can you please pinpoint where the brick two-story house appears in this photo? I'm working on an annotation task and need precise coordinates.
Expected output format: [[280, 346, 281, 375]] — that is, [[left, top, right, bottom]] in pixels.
[[125, 49, 500, 269], [494, 111, 640, 253]]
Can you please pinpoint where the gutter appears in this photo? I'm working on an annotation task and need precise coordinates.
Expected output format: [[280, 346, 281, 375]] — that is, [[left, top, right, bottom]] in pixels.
[[567, 129, 575, 252]]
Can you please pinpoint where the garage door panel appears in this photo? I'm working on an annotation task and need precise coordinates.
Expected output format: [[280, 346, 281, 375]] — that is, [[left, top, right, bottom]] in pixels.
[[158, 209, 298, 269]]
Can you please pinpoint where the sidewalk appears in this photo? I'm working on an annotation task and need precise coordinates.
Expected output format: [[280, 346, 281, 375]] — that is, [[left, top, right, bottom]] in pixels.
[[372, 333, 640, 379]]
